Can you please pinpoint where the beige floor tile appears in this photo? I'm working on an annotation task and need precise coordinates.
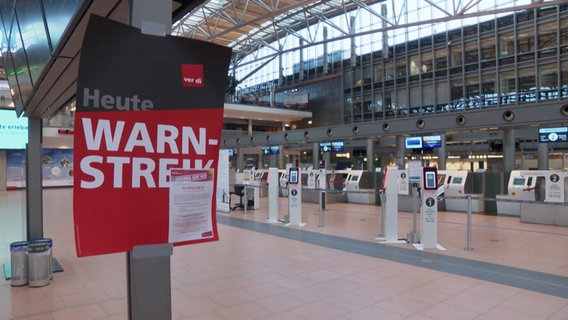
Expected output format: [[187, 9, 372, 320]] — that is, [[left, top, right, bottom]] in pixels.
[[0, 188, 567, 320]]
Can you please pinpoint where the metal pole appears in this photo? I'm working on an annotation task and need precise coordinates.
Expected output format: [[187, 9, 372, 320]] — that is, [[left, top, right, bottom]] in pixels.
[[379, 190, 385, 237], [318, 190, 325, 227], [244, 186, 248, 214], [465, 195, 474, 251]]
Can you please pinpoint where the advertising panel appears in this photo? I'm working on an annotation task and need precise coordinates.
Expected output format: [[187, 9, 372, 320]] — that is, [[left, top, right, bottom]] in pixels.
[[73, 16, 231, 257]]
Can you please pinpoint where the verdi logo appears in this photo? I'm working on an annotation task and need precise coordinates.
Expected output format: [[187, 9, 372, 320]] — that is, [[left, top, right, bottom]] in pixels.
[[181, 64, 204, 87]]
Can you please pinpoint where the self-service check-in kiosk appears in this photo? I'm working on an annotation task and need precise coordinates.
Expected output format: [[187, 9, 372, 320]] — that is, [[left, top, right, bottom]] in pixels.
[[267, 167, 280, 223], [513, 170, 568, 226], [440, 170, 484, 213], [377, 167, 405, 243], [496, 171, 533, 216], [414, 167, 445, 251], [287, 167, 305, 227], [344, 170, 376, 204]]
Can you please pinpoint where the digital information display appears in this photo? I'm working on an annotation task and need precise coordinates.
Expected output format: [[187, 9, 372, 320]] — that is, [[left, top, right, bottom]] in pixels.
[[405, 136, 423, 149], [422, 135, 442, 148], [320, 142, 331, 152], [539, 127, 568, 143]]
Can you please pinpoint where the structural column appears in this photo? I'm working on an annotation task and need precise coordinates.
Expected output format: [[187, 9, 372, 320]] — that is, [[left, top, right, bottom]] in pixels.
[[437, 133, 446, 170], [366, 138, 375, 172], [26, 116, 43, 240], [323, 27, 329, 74], [350, 16, 357, 67], [313, 142, 320, 169], [538, 142, 549, 170], [503, 128, 516, 173], [237, 147, 244, 171], [396, 135, 405, 169]]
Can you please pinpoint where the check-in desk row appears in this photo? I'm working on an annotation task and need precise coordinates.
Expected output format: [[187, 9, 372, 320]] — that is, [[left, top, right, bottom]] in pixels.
[[497, 170, 568, 226]]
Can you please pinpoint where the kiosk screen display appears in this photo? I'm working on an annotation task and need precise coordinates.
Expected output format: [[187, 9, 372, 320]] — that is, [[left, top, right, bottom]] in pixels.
[[422, 167, 438, 190], [513, 177, 525, 186], [289, 169, 299, 184]]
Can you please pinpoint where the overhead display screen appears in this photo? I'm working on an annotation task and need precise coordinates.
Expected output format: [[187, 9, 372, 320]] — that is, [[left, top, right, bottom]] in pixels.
[[320, 142, 332, 152], [539, 127, 568, 143], [405, 136, 423, 149], [331, 141, 344, 152], [422, 135, 442, 148]]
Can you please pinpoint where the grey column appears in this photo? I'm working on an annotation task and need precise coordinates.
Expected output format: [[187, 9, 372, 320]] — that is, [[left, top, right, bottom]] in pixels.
[[503, 128, 516, 173], [299, 39, 304, 80], [278, 44, 284, 85], [278, 145, 284, 169], [437, 134, 446, 170], [323, 27, 329, 75], [396, 135, 405, 169], [26, 116, 43, 240], [538, 143, 549, 170], [350, 16, 357, 67], [248, 119, 253, 136], [0, 151, 6, 191], [366, 138, 375, 172], [323, 152, 331, 170], [382, 4, 389, 59], [313, 142, 320, 169], [237, 147, 244, 170]]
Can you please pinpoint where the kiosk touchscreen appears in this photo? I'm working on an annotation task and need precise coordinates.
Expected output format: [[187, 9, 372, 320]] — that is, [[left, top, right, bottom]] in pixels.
[[423, 167, 438, 190], [289, 168, 299, 184]]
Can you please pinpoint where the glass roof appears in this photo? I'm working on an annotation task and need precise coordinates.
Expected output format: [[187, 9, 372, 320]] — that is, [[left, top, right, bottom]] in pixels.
[[172, 0, 565, 69]]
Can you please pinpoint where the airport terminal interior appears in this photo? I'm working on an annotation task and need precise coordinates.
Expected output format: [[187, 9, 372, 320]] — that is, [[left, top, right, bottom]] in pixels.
[[1, 0, 568, 319]]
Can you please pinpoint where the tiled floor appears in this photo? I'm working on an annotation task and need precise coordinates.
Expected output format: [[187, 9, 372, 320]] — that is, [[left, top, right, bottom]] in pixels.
[[1, 188, 568, 319]]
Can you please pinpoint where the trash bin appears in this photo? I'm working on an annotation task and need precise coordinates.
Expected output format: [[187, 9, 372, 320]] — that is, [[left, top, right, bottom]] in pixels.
[[10, 241, 28, 286], [27, 242, 50, 287], [31, 238, 53, 279]]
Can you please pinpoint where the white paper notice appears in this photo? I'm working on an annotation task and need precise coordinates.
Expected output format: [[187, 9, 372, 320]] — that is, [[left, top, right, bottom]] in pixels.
[[169, 169, 215, 243]]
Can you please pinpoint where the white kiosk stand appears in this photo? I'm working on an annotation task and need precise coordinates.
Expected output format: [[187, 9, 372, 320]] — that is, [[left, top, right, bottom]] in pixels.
[[267, 167, 280, 223], [414, 167, 446, 251], [286, 167, 306, 227], [377, 167, 406, 243]]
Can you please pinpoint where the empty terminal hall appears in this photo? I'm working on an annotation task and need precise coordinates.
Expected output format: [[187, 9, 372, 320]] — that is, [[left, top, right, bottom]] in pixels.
[[1, 0, 568, 319]]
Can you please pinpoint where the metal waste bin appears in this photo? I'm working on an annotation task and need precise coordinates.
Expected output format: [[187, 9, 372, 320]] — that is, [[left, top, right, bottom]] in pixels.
[[27, 242, 50, 287], [31, 238, 53, 279], [10, 241, 28, 286]]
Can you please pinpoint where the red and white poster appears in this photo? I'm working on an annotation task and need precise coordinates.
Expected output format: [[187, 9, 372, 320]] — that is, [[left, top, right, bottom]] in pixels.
[[73, 15, 231, 257]]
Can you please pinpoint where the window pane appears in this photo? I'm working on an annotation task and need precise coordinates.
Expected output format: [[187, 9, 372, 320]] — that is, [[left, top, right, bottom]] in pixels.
[[538, 63, 558, 101]]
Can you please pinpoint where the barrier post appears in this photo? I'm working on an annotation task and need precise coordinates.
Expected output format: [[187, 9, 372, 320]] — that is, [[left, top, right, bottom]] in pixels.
[[318, 190, 325, 227], [465, 195, 474, 251]]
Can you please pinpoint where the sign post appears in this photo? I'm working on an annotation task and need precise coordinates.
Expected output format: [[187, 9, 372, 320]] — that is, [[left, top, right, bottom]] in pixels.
[[286, 167, 305, 226], [414, 167, 445, 251]]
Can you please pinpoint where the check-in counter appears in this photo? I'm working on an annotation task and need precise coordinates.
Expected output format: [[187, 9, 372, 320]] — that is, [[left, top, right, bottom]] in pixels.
[[496, 171, 534, 216], [440, 170, 485, 213], [344, 170, 376, 204], [513, 170, 568, 226]]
